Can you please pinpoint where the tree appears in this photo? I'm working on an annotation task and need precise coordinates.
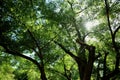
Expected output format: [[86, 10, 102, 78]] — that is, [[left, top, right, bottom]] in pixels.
[[0, 0, 120, 80]]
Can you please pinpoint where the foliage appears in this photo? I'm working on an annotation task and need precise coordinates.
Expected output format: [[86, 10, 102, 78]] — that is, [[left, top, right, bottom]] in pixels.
[[0, 0, 120, 80]]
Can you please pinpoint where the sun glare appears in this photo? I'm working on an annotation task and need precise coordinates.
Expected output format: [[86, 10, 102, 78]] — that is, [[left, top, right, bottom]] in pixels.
[[85, 20, 100, 31]]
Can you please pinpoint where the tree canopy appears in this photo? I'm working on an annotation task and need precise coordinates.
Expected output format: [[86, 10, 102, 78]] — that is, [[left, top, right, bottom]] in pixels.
[[0, 0, 120, 80]]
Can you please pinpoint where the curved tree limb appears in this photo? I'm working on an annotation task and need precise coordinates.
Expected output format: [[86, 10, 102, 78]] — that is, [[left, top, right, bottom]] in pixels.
[[0, 44, 40, 67]]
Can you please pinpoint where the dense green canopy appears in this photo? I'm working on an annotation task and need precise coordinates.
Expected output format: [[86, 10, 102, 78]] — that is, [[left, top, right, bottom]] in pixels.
[[0, 0, 120, 80]]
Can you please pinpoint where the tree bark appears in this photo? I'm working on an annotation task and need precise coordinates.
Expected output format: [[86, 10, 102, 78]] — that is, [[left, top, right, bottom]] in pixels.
[[77, 62, 86, 80], [83, 46, 95, 80], [38, 65, 47, 80], [55, 40, 96, 80]]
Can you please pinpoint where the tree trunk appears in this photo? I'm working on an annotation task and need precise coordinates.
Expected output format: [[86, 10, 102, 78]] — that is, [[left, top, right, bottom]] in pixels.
[[37, 64, 47, 80], [76, 39, 95, 80], [77, 63, 85, 80], [82, 46, 95, 80]]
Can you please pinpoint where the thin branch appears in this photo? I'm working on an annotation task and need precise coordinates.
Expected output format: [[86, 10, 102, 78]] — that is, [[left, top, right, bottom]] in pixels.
[[40, 34, 57, 50], [104, 0, 113, 35], [70, 62, 76, 71], [27, 29, 44, 60], [76, 6, 89, 14], [113, 26, 120, 37], [64, 24, 78, 53], [54, 41, 78, 61], [73, 19, 82, 40], [103, 51, 109, 76], [54, 41, 87, 64], [27, 29, 40, 50], [47, 68, 66, 78], [67, 1, 73, 11], [63, 58, 69, 79], [67, 0, 81, 40], [63, 59, 72, 80], [83, 32, 93, 41], [27, 29, 47, 76]]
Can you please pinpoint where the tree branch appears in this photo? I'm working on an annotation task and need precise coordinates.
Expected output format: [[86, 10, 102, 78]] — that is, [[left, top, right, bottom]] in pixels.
[[27, 29, 44, 61], [67, 1, 81, 40], [47, 68, 66, 79], [76, 5, 90, 14], [1, 44, 40, 67], [76, 38, 93, 50], [27, 29, 40, 50], [113, 26, 120, 37], [102, 69, 120, 80], [104, 1, 120, 79], [67, 1, 73, 11], [54, 41, 87, 65], [104, 0, 113, 35], [54, 41, 78, 60], [40, 35, 57, 50]]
